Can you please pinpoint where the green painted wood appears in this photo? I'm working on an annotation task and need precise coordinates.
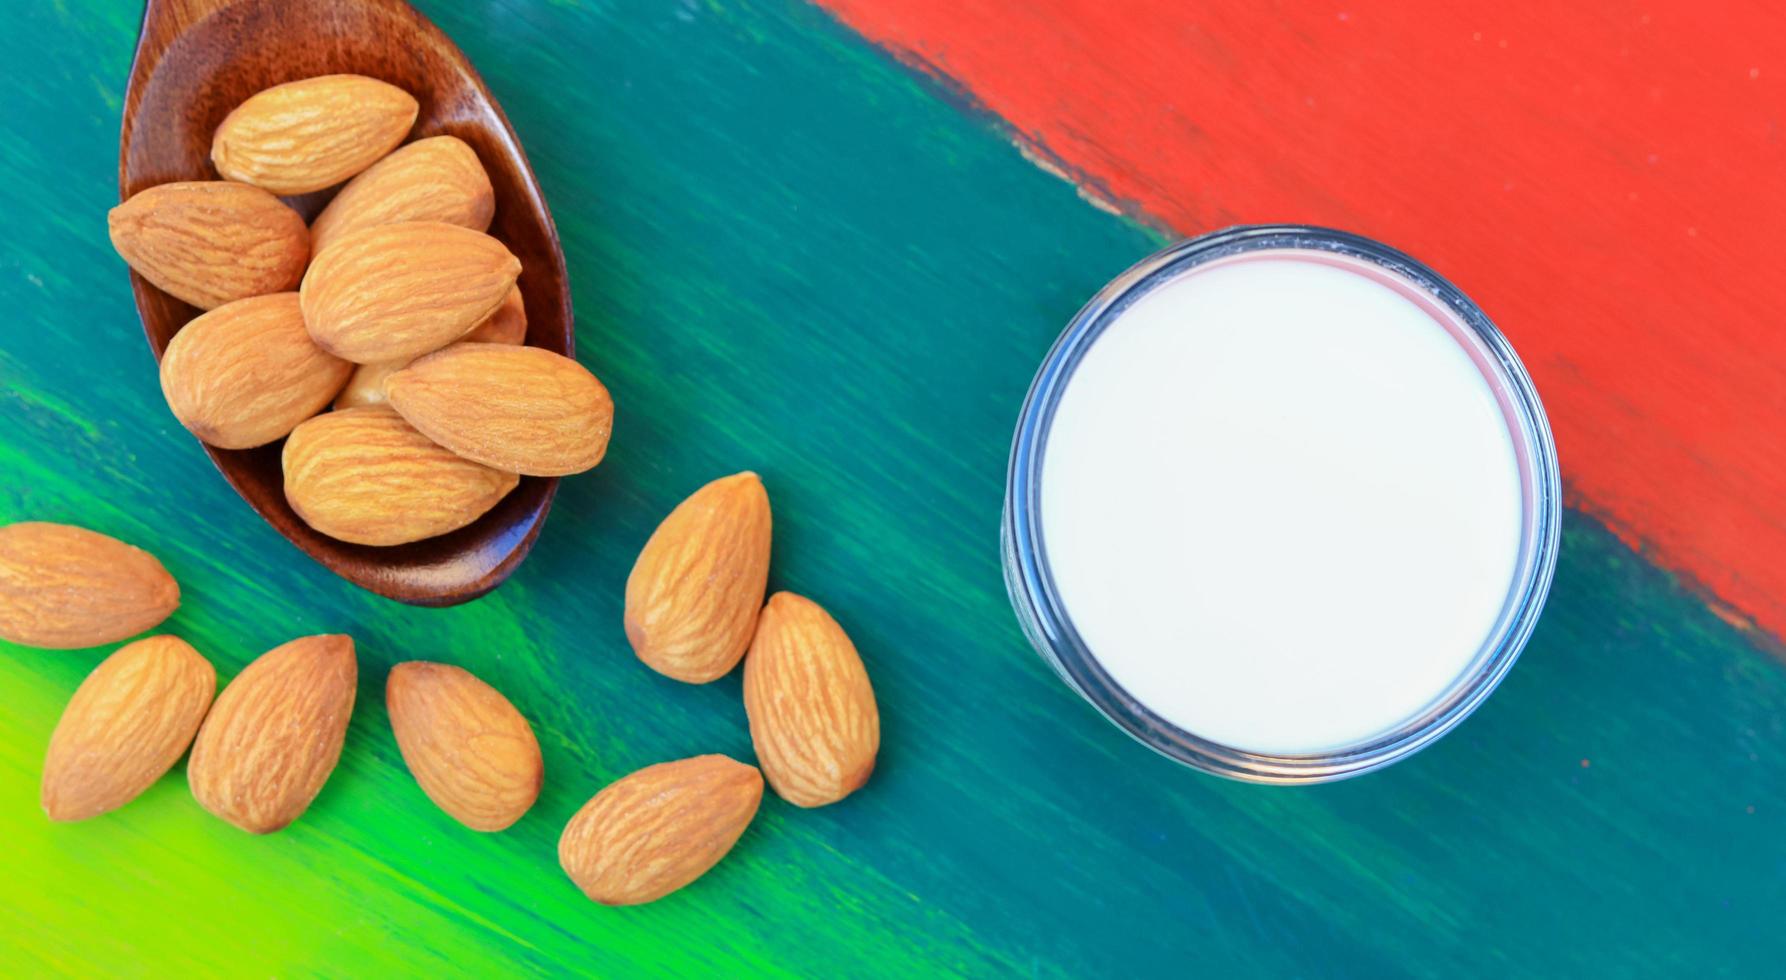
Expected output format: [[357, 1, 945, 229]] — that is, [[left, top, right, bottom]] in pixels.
[[0, 1, 1780, 975]]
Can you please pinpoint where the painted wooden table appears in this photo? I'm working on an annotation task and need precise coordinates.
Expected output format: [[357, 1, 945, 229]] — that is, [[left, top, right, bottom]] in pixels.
[[3, 1, 1782, 975]]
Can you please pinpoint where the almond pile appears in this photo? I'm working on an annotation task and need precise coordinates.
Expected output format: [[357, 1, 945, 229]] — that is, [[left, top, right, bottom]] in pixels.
[[4, 520, 541, 835], [623, 470, 886, 808], [556, 472, 881, 904], [108, 74, 614, 547], [9, 473, 879, 904]]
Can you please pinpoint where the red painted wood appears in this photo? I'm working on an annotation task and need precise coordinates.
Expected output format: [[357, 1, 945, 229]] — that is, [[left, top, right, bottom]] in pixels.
[[817, 0, 1786, 641]]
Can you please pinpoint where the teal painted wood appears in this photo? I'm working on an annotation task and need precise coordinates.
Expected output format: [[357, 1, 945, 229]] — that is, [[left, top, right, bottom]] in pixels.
[[0, 1, 1780, 976]]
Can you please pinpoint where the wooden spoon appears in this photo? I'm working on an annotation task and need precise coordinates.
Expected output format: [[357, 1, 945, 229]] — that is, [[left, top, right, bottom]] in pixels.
[[118, 0, 572, 606]]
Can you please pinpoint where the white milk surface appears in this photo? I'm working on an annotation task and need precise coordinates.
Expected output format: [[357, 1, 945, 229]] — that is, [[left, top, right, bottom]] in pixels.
[[1040, 253, 1523, 756]]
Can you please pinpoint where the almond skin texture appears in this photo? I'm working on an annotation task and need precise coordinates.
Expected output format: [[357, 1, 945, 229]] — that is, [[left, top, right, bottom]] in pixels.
[[283, 407, 519, 546], [212, 74, 419, 195], [187, 634, 356, 834], [386, 343, 614, 476], [302, 221, 521, 364], [107, 180, 307, 310], [159, 293, 352, 449], [309, 135, 495, 257], [464, 285, 527, 345], [743, 592, 880, 808], [623, 473, 772, 683], [0, 523, 180, 650], [331, 360, 403, 411], [332, 287, 525, 410], [558, 755, 763, 906], [42, 636, 216, 822], [387, 662, 542, 831]]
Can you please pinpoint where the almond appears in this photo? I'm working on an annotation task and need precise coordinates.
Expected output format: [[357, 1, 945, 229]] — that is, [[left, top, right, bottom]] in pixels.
[[332, 287, 525, 410], [283, 406, 519, 546], [309, 135, 495, 257], [211, 74, 418, 195], [0, 522, 180, 650], [386, 343, 613, 476], [42, 636, 215, 821], [387, 662, 542, 831], [464, 285, 527, 345], [187, 634, 356, 834], [623, 473, 771, 683], [331, 361, 404, 411], [302, 222, 520, 364], [158, 293, 352, 449], [107, 180, 307, 310], [558, 755, 763, 906], [743, 592, 879, 807]]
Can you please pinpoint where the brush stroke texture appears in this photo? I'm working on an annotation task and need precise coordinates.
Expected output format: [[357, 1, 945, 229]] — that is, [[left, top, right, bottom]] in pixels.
[[818, 0, 1786, 646], [0, 1, 1779, 975]]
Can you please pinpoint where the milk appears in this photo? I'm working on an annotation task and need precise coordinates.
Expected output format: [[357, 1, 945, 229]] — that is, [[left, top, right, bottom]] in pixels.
[[1037, 251, 1524, 757]]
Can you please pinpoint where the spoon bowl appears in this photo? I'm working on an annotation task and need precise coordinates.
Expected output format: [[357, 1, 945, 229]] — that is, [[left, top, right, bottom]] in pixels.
[[119, 0, 570, 605]]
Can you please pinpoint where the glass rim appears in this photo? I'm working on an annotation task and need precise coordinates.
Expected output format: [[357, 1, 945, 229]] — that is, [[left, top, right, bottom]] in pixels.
[[1003, 224, 1563, 784]]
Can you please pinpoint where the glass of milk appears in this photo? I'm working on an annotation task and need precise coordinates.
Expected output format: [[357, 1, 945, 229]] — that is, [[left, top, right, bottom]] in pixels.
[[1004, 225, 1560, 782]]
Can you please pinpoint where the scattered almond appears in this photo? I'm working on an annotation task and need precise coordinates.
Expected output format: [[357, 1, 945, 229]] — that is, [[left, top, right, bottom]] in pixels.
[[107, 180, 307, 310], [302, 221, 520, 364], [624, 473, 771, 683], [212, 74, 418, 195], [743, 592, 879, 808], [332, 287, 525, 410], [0, 522, 180, 650], [309, 135, 495, 257], [158, 293, 352, 449], [558, 755, 763, 905], [283, 406, 519, 546], [42, 635, 215, 822], [187, 634, 356, 834], [387, 662, 542, 832], [386, 343, 613, 476]]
